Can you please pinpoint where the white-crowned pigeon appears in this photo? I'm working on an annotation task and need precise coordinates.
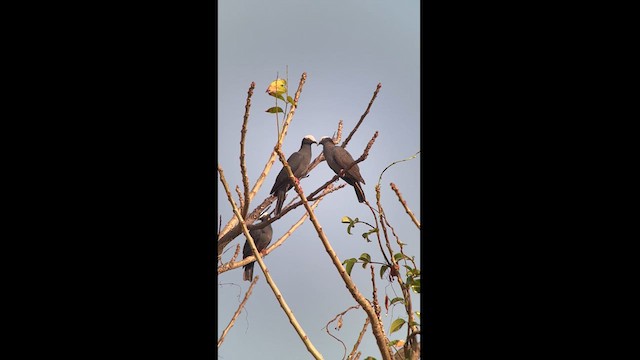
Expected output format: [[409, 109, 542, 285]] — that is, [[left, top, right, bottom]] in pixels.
[[270, 135, 317, 215], [242, 213, 273, 281], [319, 136, 366, 203]]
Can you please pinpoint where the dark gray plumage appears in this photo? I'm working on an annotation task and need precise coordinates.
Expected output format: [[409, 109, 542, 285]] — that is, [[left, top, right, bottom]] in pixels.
[[242, 214, 273, 281], [270, 135, 317, 215], [319, 136, 366, 203]]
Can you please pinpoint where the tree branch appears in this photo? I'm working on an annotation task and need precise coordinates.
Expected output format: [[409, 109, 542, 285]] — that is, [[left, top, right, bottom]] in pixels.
[[240, 82, 255, 217], [323, 305, 360, 360], [217, 275, 259, 348], [390, 182, 420, 229], [341, 83, 381, 148], [348, 317, 370, 360]]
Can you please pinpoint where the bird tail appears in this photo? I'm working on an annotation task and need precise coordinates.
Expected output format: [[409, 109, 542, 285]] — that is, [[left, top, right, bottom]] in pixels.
[[275, 190, 285, 215], [243, 263, 254, 281], [354, 182, 366, 203]]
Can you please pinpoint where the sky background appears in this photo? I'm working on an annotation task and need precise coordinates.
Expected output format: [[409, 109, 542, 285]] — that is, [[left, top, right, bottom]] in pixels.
[[217, 0, 420, 359]]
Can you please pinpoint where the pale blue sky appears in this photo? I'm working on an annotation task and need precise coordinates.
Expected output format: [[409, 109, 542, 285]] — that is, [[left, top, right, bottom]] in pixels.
[[218, 1, 420, 358]]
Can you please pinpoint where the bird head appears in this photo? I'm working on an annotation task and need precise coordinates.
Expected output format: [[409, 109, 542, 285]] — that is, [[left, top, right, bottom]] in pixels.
[[319, 136, 335, 146], [303, 134, 317, 145]]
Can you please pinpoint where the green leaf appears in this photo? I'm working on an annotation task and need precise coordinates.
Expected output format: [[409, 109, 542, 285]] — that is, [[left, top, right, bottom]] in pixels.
[[359, 253, 371, 264], [409, 321, 420, 327], [389, 318, 406, 334], [389, 297, 404, 305], [404, 265, 420, 277], [341, 216, 352, 224], [361, 228, 378, 242], [410, 278, 421, 293], [415, 311, 420, 319], [275, 93, 286, 102], [265, 106, 284, 113], [379, 265, 389, 279], [343, 258, 357, 276], [363, 357, 377, 360], [394, 252, 410, 262], [286, 95, 295, 104], [388, 339, 401, 347]]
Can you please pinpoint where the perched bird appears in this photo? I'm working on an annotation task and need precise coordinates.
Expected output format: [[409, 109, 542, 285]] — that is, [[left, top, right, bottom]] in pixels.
[[266, 79, 287, 97], [242, 213, 273, 281], [270, 135, 317, 215], [319, 136, 366, 203]]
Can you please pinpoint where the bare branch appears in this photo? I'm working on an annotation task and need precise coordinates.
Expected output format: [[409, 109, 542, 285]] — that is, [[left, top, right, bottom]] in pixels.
[[371, 265, 381, 320], [342, 83, 382, 148], [219, 163, 323, 360], [235, 185, 244, 212], [390, 182, 420, 229], [229, 244, 241, 264], [348, 317, 370, 360], [217, 275, 259, 348], [323, 305, 360, 360], [240, 82, 255, 217]]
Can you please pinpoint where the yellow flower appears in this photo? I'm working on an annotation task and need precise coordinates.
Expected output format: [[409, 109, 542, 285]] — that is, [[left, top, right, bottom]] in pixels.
[[266, 79, 287, 97]]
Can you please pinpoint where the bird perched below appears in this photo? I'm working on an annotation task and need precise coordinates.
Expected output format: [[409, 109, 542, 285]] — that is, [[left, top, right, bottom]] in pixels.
[[319, 136, 366, 203], [270, 135, 317, 215], [242, 212, 273, 281], [266, 78, 287, 97]]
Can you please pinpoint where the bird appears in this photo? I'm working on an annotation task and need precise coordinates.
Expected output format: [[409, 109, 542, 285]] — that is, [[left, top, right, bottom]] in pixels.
[[242, 212, 273, 281], [319, 136, 366, 203], [270, 134, 317, 215], [266, 79, 287, 97]]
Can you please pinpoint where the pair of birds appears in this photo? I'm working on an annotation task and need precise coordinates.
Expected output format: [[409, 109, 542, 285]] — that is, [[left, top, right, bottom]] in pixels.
[[242, 135, 366, 281]]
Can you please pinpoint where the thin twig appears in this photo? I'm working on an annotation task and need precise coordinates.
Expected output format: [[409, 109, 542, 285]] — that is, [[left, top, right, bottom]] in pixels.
[[240, 82, 255, 218], [342, 83, 382, 148], [371, 265, 381, 320], [218, 163, 324, 360], [390, 182, 420, 229], [235, 185, 244, 212], [229, 244, 241, 264], [323, 305, 360, 360], [275, 147, 393, 360], [217, 275, 259, 348], [348, 317, 370, 360]]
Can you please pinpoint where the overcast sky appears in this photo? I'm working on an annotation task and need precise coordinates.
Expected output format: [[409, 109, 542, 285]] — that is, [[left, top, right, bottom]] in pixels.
[[217, 0, 420, 358]]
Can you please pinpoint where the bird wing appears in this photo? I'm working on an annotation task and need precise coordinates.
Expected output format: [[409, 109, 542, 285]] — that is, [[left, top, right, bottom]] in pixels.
[[270, 151, 302, 194], [333, 147, 356, 171]]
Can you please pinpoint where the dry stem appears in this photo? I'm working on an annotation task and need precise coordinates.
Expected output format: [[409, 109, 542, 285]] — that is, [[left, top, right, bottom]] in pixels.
[[239, 82, 254, 217], [342, 83, 381, 148], [390, 182, 420, 229], [348, 317, 370, 360]]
